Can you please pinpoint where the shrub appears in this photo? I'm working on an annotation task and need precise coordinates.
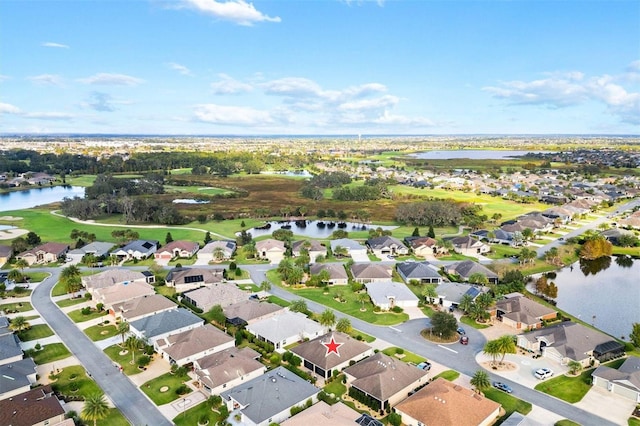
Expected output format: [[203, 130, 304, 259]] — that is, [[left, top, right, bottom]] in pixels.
[[96, 303, 104, 311], [81, 307, 91, 315], [391, 306, 403, 313], [137, 355, 151, 367], [175, 384, 190, 395], [395, 347, 404, 355]]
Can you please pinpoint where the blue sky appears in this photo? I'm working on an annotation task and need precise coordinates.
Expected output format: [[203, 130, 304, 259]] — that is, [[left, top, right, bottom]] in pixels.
[[1, 0, 638, 135]]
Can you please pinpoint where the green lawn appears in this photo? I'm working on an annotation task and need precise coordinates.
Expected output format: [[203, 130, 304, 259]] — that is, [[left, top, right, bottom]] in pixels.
[[381, 347, 428, 364], [555, 420, 581, 426], [628, 417, 640, 426], [96, 409, 130, 426], [459, 315, 490, 329], [484, 388, 532, 424], [51, 365, 103, 400], [26, 342, 71, 364], [26, 272, 50, 282], [0, 301, 33, 313], [323, 375, 347, 398], [17, 324, 54, 341], [84, 324, 119, 341], [103, 344, 145, 375], [433, 370, 460, 381], [266, 295, 291, 308], [173, 402, 225, 426], [140, 371, 191, 405], [67, 307, 108, 323], [52, 280, 71, 297], [292, 287, 409, 325], [65, 174, 98, 187], [56, 297, 89, 308]]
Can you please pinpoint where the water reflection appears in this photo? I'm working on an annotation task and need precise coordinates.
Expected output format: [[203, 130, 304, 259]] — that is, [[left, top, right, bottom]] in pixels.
[[615, 255, 634, 268], [579, 256, 612, 276], [243, 220, 396, 239]]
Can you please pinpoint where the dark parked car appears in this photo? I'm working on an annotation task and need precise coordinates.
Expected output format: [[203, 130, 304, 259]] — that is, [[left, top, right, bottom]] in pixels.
[[456, 327, 466, 335], [459, 336, 469, 345], [493, 382, 513, 393], [416, 361, 431, 371]]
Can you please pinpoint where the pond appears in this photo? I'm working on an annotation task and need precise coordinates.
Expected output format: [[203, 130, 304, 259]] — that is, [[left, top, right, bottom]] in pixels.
[[530, 257, 640, 340], [410, 150, 550, 160], [243, 220, 397, 239], [0, 186, 85, 212], [172, 199, 210, 204]]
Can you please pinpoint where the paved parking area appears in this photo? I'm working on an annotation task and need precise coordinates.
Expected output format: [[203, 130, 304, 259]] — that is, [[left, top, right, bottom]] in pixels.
[[575, 385, 637, 425], [476, 352, 568, 388]]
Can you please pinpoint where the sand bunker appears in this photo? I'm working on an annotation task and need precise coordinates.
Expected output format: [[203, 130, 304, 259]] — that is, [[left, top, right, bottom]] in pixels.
[[0, 228, 29, 240]]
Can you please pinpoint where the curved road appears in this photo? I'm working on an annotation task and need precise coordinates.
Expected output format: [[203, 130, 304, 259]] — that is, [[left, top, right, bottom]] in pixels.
[[31, 269, 172, 426], [245, 264, 617, 426]]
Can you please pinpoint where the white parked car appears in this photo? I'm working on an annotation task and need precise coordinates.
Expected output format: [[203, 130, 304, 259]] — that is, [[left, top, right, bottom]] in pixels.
[[534, 368, 554, 380]]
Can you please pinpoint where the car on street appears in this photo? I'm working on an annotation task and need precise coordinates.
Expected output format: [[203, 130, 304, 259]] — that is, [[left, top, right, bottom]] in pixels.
[[534, 368, 554, 380], [456, 327, 466, 335], [493, 382, 513, 393], [459, 335, 469, 345], [416, 361, 431, 371]]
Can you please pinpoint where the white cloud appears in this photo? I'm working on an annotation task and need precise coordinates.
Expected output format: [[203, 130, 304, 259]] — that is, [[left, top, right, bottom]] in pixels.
[[85, 92, 116, 112], [338, 94, 399, 111], [23, 112, 74, 121], [179, 0, 281, 26], [27, 74, 63, 86], [0, 74, 10, 82], [483, 66, 640, 125], [78, 73, 144, 86], [42, 42, 69, 49], [167, 62, 192, 76], [193, 103, 275, 126], [262, 77, 323, 98], [0, 103, 21, 114], [211, 74, 253, 94]]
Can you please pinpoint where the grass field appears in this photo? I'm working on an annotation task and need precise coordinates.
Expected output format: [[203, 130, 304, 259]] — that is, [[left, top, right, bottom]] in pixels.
[[0, 301, 33, 313], [173, 402, 224, 426], [56, 297, 88, 308], [51, 365, 103, 399], [67, 307, 108, 323], [459, 315, 490, 329], [381, 347, 428, 364], [103, 344, 146, 375], [164, 184, 232, 196], [17, 324, 54, 341], [140, 371, 191, 405], [84, 323, 119, 341], [484, 388, 532, 424], [433, 370, 460, 381], [27, 342, 71, 364]]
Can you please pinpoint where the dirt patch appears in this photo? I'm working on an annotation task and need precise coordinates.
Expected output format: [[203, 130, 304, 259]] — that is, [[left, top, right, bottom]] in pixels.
[[481, 361, 517, 372]]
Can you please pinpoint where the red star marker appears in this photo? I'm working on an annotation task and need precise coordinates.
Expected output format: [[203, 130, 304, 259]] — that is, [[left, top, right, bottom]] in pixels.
[[323, 335, 343, 357]]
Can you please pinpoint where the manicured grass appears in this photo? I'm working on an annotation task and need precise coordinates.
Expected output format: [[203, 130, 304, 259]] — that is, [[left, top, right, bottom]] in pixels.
[[173, 402, 224, 426], [555, 420, 581, 426], [459, 315, 490, 329], [164, 184, 232, 196], [140, 371, 191, 405], [266, 295, 291, 308], [97, 409, 130, 426], [0, 301, 33, 313], [484, 388, 532, 423], [349, 329, 376, 343], [67, 307, 107, 323], [17, 324, 54, 341], [155, 285, 177, 298], [56, 297, 88, 308], [65, 174, 97, 187], [324, 375, 347, 398], [486, 244, 521, 260], [433, 370, 460, 381], [52, 280, 71, 297], [26, 342, 71, 364], [628, 417, 640, 426], [84, 324, 119, 341], [381, 347, 428, 364], [51, 365, 103, 400], [292, 287, 409, 325], [103, 344, 145, 375], [534, 368, 593, 403]]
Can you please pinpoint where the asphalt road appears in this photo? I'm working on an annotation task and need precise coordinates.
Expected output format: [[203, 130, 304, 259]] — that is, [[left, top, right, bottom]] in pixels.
[[30, 268, 173, 426], [244, 264, 617, 426]]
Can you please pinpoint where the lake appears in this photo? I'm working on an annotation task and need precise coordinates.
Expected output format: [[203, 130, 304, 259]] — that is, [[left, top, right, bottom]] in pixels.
[[243, 220, 397, 239], [411, 150, 549, 160], [0, 186, 85, 212], [531, 257, 640, 339]]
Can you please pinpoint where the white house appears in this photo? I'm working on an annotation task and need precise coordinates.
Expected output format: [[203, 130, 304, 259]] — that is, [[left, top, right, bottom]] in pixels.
[[246, 310, 327, 353], [365, 281, 420, 310]]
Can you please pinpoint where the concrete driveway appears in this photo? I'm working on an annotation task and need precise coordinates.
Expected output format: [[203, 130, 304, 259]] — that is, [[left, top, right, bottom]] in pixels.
[[476, 352, 568, 389], [576, 385, 637, 425]]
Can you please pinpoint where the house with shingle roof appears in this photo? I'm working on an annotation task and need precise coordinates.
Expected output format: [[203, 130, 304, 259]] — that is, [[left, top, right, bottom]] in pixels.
[[516, 322, 625, 367], [220, 366, 320, 426], [66, 241, 115, 264], [194, 347, 266, 396], [165, 266, 225, 292], [0, 333, 23, 366], [290, 332, 373, 380], [198, 240, 236, 263], [292, 240, 326, 263], [365, 281, 420, 310], [110, 239, 158, 261], [432, 282, 490, 309], [129, 308, 204, 347], [404, 236, 444, 259], [592, 356, 640, 401], [448, 236, 489, 258], [351, 263, 392, 283], [92, 280, 155, 311], [0, 385, 66, 426], [247, 310, 327, 353], [281, 401, 361, 426], [446, 260, 498, 284], [0, 317, 10, 337], [396, 261, 442, 284], [330, 238, 367, 260], [395, 377, 501, 426], [255, 239, 286, 264], [111, 294, 176, 322], [309, 263, 348, 285], [82, 268, 150, 292], [366, 235, 409, 259], [17, 242, 69, 266], [182, 282, 249, 312], [0, 245, 13, 267], [343, 352, 428, 410], [156, 324, 234, 366], [494, 293, 557, 330], [223, 300, 285, 327], [154, 240, 199, 262], [0, 358, 37, 401]]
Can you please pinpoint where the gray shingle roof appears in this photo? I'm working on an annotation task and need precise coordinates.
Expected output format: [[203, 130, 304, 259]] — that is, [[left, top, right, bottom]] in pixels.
[[68, 241, 115, 257], [521, 322, 616, 361], [365, 281, 419, 306], [0, 333, 22, 361], [129, 308, 203, 339], [221, 366, 320, 425], [0, 358, 36, 395], [449, 260, 498, 279], [290, 332, 372, 371], [396, 261, 441, 280]]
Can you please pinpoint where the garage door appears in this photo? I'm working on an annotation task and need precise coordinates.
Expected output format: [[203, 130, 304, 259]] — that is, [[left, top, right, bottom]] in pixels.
[[614, 384, 640, 401]]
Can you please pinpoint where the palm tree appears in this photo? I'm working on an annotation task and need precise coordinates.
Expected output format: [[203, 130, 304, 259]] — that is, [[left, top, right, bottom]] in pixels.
[[421, 285, 438, 305], [458, 294, 474, 313], [60, 265, 82, 297], [212, 247, 226, 262], [468, 272, 488, 286], [335, 317, 352, 333], [9, 315, 30, 332], [14, 258, 28, 272], [319, 309, 336, 330], [483, 339, 501, 366], [125, 335, 141, 364], [260, 280, 272, 293], [289, 299, 308, 314], [117, 321, 130, 346], [7, 269, 24, 284], [356, 292, 369, 311], [81, 393, 110, 426], [495, 335, 516, 365], [470, 370, 491, 394]]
